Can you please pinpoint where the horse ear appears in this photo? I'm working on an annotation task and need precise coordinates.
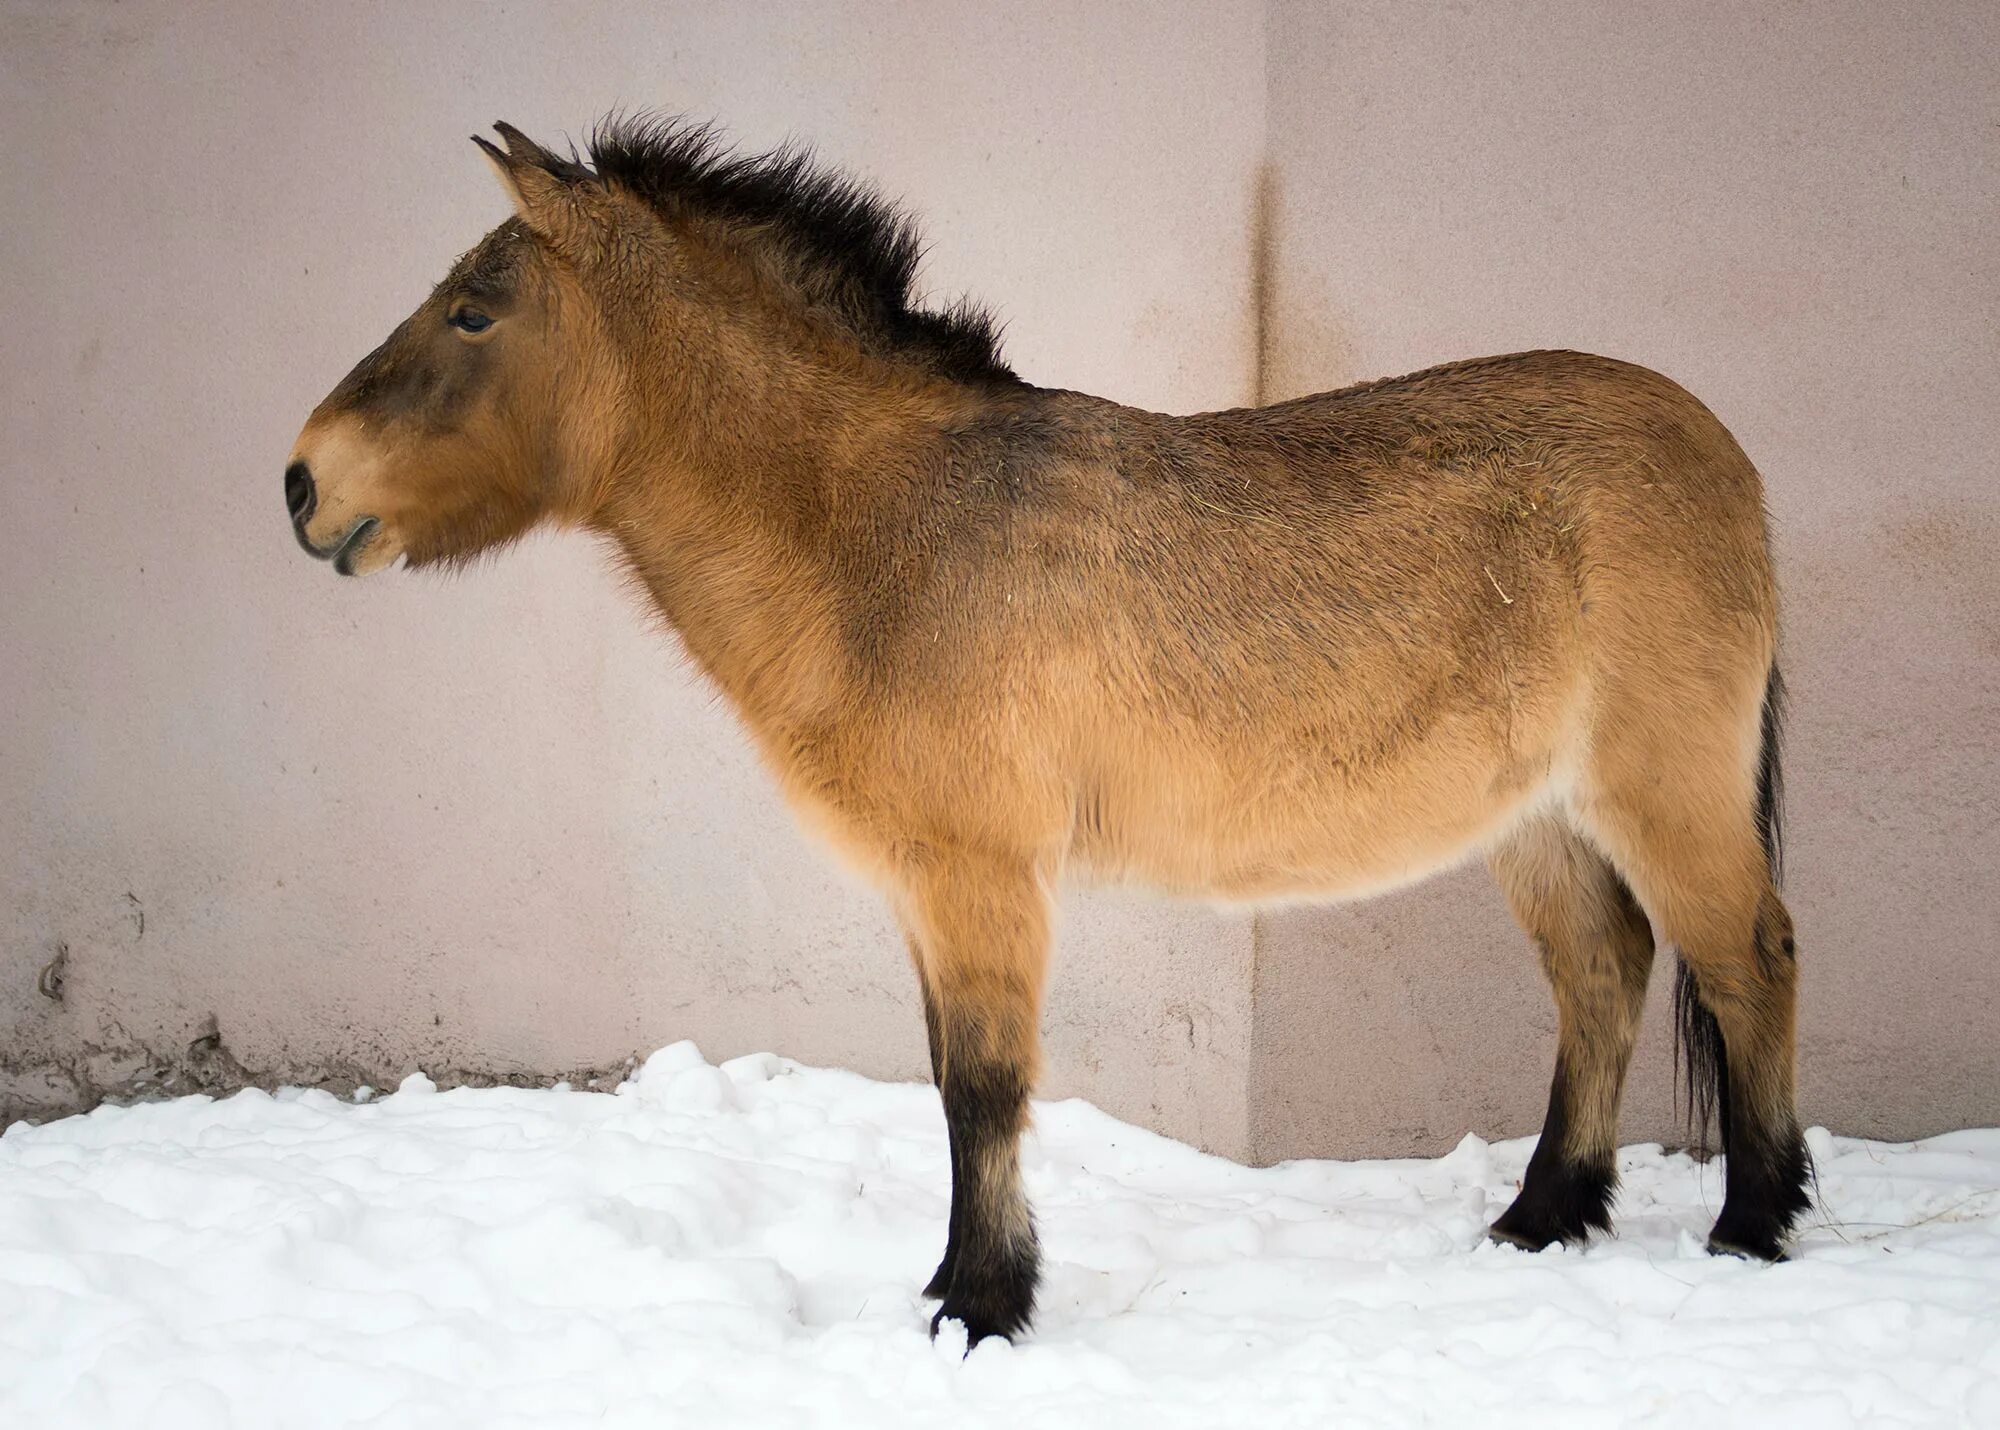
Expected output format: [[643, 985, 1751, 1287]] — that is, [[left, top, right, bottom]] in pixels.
[[491, 120, 558, 167], [473, 123, 599, 248]]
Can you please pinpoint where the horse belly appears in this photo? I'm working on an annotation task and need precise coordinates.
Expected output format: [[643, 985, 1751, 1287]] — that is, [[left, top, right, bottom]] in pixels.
[[1075, 711, 1574, 907]]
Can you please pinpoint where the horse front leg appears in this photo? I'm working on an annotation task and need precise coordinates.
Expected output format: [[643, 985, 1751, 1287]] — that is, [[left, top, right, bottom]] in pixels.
[[901, 853, 1049, 1344]]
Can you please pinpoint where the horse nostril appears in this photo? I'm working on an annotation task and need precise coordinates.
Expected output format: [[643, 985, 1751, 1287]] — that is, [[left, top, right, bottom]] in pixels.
[[285, 461, 315, 523]]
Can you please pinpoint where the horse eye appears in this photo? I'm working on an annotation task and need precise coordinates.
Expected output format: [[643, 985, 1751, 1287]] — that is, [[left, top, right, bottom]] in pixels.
[[450, 309, 492, 334]]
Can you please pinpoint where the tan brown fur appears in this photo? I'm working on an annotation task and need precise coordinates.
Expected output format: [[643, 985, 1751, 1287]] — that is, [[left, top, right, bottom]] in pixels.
[[1491, 816, 1657, 1167], [287, 119, 1809, 1340]]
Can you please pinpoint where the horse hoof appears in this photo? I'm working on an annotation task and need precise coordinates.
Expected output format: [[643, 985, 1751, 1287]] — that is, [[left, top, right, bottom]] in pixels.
[[930, 1303, 1018, 1352], [1486, 1222, 1558, 1252], [929, 1274, 1033, 1349], [1487, 1199, 1598, 1251], [1706, 1231, 1790, 1263]]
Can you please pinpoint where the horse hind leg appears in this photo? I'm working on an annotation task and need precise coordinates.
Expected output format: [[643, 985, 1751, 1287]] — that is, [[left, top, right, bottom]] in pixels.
[[1688, 887, 1808, 1259], [1487, 814, 1656, 1249], [1579, 694, 1810, 1259], [1611, 838, 1807, 1257]]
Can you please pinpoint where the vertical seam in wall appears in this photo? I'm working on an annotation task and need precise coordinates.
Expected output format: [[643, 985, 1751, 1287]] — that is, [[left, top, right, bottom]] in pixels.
[[1248, 160, 1275, 408], [1248, 0, 1274, 408]]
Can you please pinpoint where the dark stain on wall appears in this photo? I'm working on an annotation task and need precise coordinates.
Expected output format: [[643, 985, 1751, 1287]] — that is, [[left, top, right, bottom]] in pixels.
[[1248, 160, 1277, 407]]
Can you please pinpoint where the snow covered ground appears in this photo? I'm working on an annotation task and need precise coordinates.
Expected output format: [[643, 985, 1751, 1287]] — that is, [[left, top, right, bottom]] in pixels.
[[3, 1043, 1997, 1428]]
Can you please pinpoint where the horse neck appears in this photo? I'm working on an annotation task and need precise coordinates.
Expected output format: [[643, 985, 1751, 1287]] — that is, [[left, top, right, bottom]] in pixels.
[[589, 345, 975, 720]]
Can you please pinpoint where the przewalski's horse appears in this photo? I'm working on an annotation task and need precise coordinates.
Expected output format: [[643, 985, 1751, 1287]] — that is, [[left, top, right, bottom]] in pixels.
[[287, 117, 1810, 1343]]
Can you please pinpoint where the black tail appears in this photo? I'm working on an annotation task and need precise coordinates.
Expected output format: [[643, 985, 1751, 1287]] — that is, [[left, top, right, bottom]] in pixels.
[[1674, 665, 1785, 1152], [1753, 666, 1786, 886]]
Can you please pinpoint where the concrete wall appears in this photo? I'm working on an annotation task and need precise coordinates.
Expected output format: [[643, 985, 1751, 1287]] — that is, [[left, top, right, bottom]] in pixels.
[[0, 0, 1265, 1153], [5, 1, 1994, 1162], [1252, 0, 1999, 1158]]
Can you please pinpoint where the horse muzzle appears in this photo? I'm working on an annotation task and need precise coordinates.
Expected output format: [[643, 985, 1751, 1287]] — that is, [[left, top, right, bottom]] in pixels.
[[286, 460, 383, 576]]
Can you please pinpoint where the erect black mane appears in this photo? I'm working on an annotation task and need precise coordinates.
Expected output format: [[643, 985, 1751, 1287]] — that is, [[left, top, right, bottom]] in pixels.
[[583, 114, 1016, 384]]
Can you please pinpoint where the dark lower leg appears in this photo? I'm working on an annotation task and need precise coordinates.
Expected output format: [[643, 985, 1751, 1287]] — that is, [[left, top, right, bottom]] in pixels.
[[1488, 844, 1653, 1250], [930, 1048, 1038, 1342], [910, 945, 963, 1300], [1491, 1049, 1623, 1248], [1707, 1099, 1810, 1261], [1702, 908, 1810, 1260], [922, 1058, 963, 1299], [904, 860, 1047, 1344]]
